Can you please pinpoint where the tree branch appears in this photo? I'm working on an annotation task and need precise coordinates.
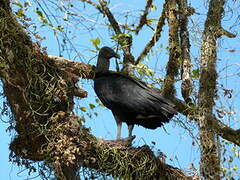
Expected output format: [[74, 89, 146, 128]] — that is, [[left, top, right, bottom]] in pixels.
[[48, 55, 95, 80], [197, 0, 227, 178], [162, 0, 180, 97], [171, 97, 240, 147], [135, 0, 153, 34], [135, 0, 168, 65], [98, 0, 121, 34], [178, 0, 193, 104]]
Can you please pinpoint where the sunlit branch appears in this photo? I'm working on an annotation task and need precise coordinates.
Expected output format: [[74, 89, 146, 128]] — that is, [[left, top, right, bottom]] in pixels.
[[135, 0, 168, 65], [178, 0, 193, 103], [162, 0, 180, 97], [135, 0, 153, 34], [198, 0, 230, 178]]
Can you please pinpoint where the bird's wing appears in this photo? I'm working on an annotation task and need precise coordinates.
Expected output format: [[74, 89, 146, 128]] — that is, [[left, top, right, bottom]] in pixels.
[[94, 72, 176, 116]]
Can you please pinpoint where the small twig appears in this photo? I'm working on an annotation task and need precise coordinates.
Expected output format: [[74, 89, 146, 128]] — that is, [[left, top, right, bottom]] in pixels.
[[79, 0, 104, 14], [218, 28, 236, 38]]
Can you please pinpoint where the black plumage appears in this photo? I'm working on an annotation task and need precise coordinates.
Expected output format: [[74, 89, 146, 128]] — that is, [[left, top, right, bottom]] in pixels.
[[94, 47, 176, 139]]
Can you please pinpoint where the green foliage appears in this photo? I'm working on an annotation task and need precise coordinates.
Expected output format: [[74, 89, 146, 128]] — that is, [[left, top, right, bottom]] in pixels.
[[136, 63, 154, 77], [78, 100, 100, 119], [192, 69, 200, 79], [12, 1, 32, 19], [111, 33, 132, 48], [35, 8, 51, 27], [150, 3, 157, 11], [146, 18, 157, 25], [89, 103, 96, 109], [52, 25, 64, 32], [80, 107, 87, 112], [221, 140, 240, 178], [90, 37, 101, 50]]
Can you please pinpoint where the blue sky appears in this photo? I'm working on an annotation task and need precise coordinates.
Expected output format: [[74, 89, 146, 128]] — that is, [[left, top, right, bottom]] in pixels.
[[1, 0, 240, 179]]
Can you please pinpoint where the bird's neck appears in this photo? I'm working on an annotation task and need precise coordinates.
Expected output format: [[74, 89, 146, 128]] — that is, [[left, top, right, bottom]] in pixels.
[[96, 57, 110, 73]]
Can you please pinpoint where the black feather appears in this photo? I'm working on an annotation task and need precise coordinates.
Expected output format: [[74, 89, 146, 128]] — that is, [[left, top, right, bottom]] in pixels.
[[93, 47, 177, 138], [94, 72, 176, 129]]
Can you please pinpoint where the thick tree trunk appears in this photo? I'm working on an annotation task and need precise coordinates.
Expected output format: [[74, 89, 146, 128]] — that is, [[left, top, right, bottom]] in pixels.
[[178, 0, 193, 103], [198, 0, 226, 179], [162, 0, 180, 97]]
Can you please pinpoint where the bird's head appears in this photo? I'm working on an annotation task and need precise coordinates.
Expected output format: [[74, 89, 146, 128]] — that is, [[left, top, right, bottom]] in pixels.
[[98, 46, 120, 60]]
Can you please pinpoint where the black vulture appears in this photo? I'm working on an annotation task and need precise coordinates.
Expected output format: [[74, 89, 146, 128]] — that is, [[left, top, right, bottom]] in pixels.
[[94, 46, 176, 139]]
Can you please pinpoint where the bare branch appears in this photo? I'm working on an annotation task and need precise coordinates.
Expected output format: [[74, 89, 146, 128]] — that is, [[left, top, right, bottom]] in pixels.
[[79, 0, 104, 14], [171, 97, 240, 147], [135, 0, 153, 34], [135, 1, 168, 65], [79, 0, 133, 61], [98, 0, 121, 34], [219, 27, 236, 38]]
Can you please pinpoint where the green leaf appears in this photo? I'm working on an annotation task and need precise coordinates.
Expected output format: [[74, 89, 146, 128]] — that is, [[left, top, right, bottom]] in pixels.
[[36, 9, 44, 18], [53, 26, 64, 32], [80, 107, 87, 112], [12, 1, 23, 8], [146, 18, 157, 25], [89, 104, 96, 109], [150, 3, 157, 11], [90, 37, 101, 49], [16, 9, 25, 17], [192, 69, 200, 79], [111, 33, 131, 40], [24, 2, 32, 7]]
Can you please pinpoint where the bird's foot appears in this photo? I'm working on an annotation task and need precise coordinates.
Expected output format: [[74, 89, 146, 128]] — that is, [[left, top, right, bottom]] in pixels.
[[115, 135, 136, 147], [99, 135, 136, 147]]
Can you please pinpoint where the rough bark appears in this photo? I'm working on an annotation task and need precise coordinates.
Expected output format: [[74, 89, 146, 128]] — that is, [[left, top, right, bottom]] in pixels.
[[198, 0, 225, 179], [162, 0, 180, 97], [178, 0, 193, 103]]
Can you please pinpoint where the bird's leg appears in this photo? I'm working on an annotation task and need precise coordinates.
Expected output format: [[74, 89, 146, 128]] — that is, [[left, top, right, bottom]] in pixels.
[[112, 111, 123, 139], [116, 121, 122, 139], [128, 124, 134, 137]]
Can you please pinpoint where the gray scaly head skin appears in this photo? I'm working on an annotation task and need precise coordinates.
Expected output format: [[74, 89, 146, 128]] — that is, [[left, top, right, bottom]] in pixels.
[[96, 47, 120, 73]]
